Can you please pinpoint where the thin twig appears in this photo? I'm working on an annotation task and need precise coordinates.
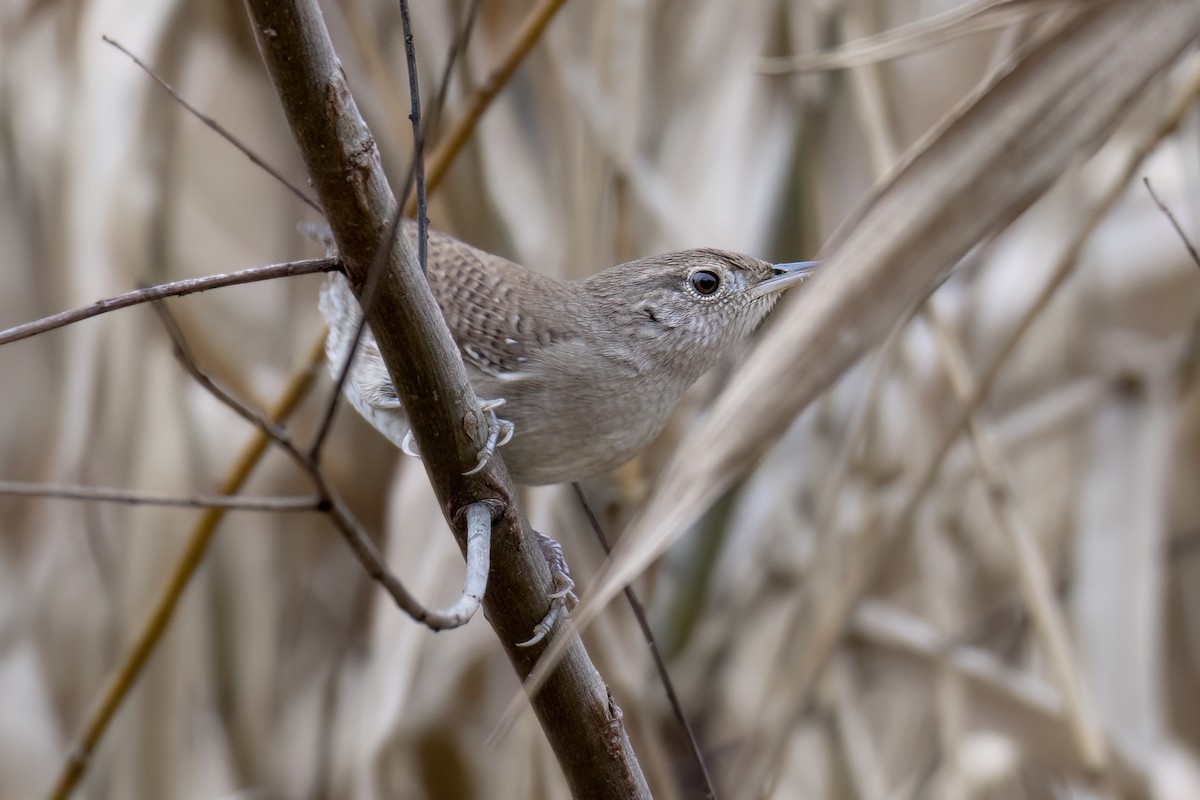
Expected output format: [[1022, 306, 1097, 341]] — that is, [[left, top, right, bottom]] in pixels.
[[102, 36, 322, 213], [572, 483, 717, 800], [398, 0, 429, 274], [151, 300, 299, 443], [0, 480, 322, 512], [407, 0, 567, 216], [0, 258, 338, 346], [1143, 176, 1200, 270]]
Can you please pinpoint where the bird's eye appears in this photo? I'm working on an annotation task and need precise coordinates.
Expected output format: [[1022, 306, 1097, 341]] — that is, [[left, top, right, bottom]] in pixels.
[[689, 270, 720, 296]]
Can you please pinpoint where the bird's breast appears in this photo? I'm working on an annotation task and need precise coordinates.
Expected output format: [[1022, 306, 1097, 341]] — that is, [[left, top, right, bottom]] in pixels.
[[469, 346, 687, 485]]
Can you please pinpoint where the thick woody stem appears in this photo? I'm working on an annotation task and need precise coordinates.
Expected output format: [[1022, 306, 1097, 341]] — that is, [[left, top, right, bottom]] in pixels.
[[241, 1, 650, 797]]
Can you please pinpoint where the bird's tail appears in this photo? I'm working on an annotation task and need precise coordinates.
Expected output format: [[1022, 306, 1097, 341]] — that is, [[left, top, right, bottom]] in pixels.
[[317, 274, 411, 448]]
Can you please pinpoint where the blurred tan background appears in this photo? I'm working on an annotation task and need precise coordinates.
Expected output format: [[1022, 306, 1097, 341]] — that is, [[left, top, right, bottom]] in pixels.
[[3, 0, 1200, 798]]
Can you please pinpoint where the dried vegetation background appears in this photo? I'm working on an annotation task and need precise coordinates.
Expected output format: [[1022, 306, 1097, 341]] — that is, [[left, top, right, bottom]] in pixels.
[[3, 0, 1200, 798]]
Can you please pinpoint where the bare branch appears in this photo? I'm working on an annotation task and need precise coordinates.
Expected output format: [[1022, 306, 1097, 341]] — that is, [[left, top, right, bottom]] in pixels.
[[102, 35, 322, 213], [243, 0, 650, 795], [0, 480, 322, 511], [0, 258, 338, 347], [397, 0, 428, 274]]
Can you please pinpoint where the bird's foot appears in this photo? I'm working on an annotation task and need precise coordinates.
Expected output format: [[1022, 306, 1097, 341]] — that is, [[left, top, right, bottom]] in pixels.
[[397, 398, 514, 474], [463, 398, 514, 476], [518, 533, 578, 648]]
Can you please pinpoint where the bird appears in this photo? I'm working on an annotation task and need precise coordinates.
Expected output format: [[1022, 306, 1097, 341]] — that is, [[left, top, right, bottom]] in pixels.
[[319, 222, 817, 487]]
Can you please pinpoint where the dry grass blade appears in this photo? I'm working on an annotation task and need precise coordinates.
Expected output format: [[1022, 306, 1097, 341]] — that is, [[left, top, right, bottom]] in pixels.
[[515, 0, 1200, 703], [43, 334, 328, 800], [1073, 371, 1171, 765], [851, 601, 1150, 794], [758, 0, 1063, 74], [926, 305, 1109, 774], [735, 52, 1200, 797]]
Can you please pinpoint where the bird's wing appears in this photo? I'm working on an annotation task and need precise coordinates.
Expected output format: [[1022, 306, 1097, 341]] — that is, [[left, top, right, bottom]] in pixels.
[[424, 229, 567, 380]]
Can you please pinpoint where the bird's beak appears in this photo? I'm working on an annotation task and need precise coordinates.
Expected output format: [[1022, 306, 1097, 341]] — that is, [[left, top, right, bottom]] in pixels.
[[750, 260, 821, 300]]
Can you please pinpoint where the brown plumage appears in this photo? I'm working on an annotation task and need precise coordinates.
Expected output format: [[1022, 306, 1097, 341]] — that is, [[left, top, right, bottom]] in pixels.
[[320, 223, 815, 485]]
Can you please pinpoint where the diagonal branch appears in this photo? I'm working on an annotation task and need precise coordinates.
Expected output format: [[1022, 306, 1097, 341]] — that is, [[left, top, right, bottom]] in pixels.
[[45, 1, 576, 796], [241, 0, 650, 796], [307, 0, 478, 460]]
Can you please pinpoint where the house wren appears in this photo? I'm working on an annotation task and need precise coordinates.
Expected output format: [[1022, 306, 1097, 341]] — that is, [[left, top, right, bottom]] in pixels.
[[320, 223, 816, 486]]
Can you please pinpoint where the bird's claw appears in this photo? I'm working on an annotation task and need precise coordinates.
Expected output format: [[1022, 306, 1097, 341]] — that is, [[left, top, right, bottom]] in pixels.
[[400, 429, 421, 458], [518, 534, 578, 648], [463, 398, 514, 476], [397, 398, 514, 474]]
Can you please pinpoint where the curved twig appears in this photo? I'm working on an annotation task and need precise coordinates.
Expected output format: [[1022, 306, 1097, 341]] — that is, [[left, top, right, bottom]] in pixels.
[[150, 298, 489, 631]]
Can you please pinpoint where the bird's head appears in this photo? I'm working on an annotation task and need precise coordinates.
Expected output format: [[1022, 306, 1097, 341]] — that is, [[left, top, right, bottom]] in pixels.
[[583, 249, 818, 377]]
